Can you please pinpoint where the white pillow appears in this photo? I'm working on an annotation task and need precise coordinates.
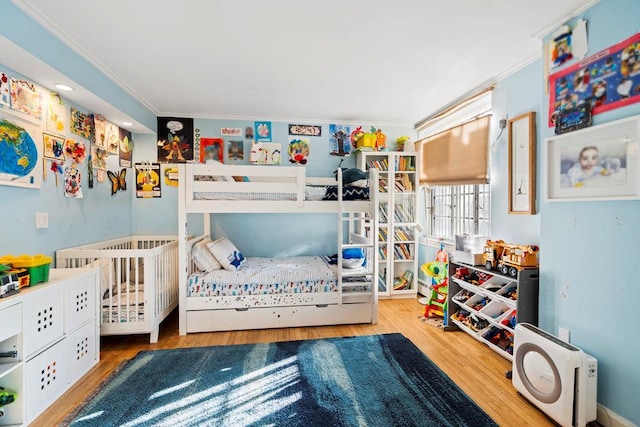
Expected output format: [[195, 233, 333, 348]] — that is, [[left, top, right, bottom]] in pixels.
[[207, 237, 246, 271], [347, 179, 368, 188], [192, 237, 222, 272]]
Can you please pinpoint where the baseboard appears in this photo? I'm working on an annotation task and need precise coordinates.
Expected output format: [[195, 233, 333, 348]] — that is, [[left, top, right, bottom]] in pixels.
[[417, 279, 430, 297], [597, 404, 635, 427]]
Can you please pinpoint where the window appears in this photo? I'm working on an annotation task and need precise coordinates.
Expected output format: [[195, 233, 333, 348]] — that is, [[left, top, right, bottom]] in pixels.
[[415, 86, 494, 245], [424, 184, 491, 244]]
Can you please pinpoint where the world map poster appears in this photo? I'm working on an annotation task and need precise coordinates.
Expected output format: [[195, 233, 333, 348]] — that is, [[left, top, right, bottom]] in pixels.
[[0, 114, 41, 188]]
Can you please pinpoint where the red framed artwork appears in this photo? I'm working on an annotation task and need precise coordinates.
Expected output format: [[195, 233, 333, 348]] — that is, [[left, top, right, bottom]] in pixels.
[[548, 32, 640, 127], [199, 138, 224, 163]]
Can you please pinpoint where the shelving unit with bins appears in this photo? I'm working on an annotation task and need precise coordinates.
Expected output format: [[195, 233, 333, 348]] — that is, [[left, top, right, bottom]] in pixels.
[[358, 151, 418, 299], [446, 260, 539, 361], [0, 267, 99, 426]]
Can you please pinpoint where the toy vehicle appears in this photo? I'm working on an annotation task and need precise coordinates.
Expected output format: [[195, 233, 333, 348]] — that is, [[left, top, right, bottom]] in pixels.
[[482, 239, 539, 277], [0, 386, 17, 418], [0, 273, 20, 298]]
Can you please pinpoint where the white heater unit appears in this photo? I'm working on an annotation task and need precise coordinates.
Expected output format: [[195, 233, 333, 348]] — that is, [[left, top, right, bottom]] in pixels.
[[512, 323, 598, 427]]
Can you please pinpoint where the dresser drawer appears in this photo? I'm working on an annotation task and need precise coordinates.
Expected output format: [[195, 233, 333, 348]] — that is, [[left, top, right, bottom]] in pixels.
[[24, 337, 68, 424], [0, 302, 21, 343], [64, 275, 96, 332], [22, 285, 64, 358]]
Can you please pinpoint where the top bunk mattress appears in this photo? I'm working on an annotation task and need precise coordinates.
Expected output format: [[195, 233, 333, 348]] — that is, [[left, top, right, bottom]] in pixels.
[[193, 185, 369, 201]]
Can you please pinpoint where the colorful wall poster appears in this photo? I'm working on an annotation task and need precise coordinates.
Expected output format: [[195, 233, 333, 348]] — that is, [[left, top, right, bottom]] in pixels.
[[46, 93, 66, 135], [9, 78, 43, 121], [329, 124, 351, 156], [42, 133, 65, 161], [0, 73, 9, 106], [119, 127, 133, 168], [135, 162, 161, 198], [254, 121, 272, 142], [227, 140, 244, 161], [95, 115, 120, 153], [250, 141, 281, 164], [548, 32, 640, 127], [157, 116, 194, 163], [288, 138, 309, 164], [70, 107, 94, 141], [200, 138, 224, 163], [221, 127, 242, 137], [288, 124, 322, 137]]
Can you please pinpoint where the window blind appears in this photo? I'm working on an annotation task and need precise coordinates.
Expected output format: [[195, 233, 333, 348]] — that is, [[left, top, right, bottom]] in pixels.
[[415, 86, 493, 186]]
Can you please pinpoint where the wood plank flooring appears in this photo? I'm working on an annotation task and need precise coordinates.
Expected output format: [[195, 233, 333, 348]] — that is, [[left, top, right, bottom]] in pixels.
[[32, 299, 555, 426]]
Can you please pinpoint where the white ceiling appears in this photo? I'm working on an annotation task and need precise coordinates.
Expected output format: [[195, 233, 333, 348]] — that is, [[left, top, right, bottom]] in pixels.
[[11, 0, 596, 131]]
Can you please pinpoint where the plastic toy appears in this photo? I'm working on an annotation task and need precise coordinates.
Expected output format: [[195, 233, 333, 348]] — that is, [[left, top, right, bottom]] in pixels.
[[482, 239, 539, 277], [421, 244, 449, 318], [0, 271, 20, 298], [0, 386, 17, 418]]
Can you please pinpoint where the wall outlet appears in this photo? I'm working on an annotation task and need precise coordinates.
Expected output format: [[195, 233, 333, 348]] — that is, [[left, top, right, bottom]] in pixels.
[[35, 212, 48, 229], [558, 327, 570, 342]]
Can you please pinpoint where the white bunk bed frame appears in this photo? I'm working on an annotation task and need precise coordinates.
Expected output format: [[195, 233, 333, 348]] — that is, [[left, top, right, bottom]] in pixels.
[[178, 162, 379, 335]]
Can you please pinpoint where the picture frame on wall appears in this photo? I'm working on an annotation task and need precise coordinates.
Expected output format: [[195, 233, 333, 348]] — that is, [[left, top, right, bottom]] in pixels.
[[545, 114, 639, 202], [508, 112, 536, 214]]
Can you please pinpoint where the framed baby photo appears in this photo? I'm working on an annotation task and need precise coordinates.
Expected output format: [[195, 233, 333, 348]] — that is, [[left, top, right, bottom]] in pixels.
[[508, 112, 536, 214], [545, 114, 640, 201]]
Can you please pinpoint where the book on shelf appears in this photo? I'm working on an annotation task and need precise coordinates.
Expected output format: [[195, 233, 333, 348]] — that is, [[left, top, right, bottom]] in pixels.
[[394, 205, 412, 223], [368, 158, 389, 171]]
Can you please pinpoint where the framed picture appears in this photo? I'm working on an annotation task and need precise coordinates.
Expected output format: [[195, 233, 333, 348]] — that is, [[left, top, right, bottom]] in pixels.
[[508, 112, 536, 214], [545, 114, 639, 201], [199, 138, 224, 163], [42, 132, 65, 160]]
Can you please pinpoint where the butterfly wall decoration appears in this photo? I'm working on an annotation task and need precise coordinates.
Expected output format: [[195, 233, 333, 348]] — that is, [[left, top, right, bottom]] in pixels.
[[107, 168, 127, 195]]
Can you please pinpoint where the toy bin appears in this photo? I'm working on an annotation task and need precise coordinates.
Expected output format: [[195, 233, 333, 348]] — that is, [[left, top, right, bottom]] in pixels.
[[0, 255, 52, 285], [356, 133, 377, 151]]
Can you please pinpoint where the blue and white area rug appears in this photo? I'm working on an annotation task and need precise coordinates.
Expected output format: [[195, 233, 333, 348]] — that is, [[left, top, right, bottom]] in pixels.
[[64, 333, 497, 426]]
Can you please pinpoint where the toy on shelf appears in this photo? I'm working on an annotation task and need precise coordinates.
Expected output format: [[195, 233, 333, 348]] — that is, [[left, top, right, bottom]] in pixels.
[[421, 244, 449, 319], [0, 386, 17, 418], [0, 265, 20, 298], [481, 239, 539, 277]]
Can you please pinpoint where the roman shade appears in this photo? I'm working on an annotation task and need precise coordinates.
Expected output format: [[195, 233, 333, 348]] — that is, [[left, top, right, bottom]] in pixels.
[[414, 82, 494, 187]]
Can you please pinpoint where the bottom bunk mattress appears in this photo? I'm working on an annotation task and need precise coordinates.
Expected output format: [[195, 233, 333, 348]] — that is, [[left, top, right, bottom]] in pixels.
[[188, 256, 370, 309]]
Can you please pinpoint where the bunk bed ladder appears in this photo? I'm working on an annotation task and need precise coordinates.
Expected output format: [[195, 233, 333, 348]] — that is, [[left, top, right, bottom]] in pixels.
[[336, 168, 379, 315]]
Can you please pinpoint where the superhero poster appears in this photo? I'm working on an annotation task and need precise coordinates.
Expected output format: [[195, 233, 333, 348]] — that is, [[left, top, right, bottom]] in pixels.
[[548, 32, 640, 127]]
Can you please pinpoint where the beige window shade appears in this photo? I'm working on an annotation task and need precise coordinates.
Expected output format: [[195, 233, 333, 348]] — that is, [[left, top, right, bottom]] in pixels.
[[417, 115, 490, 185]]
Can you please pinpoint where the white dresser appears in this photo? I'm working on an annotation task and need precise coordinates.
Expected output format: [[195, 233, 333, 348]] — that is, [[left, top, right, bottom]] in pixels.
[[0, 267, 100, 426]]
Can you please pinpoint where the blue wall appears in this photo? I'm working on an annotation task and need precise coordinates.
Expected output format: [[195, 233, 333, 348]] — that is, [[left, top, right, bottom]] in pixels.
[[488, 1, 640, 423], [0, 64, 135, 258], [537, 1, 640, 423]]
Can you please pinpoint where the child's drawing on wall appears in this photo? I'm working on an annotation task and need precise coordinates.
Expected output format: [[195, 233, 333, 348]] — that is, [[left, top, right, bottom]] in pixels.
[[228, 140, 244, 160], [200, 138, 224, 163]]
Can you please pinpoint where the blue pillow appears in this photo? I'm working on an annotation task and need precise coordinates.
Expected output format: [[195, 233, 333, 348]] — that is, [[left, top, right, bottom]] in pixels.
[[342, 248, 365, 269]]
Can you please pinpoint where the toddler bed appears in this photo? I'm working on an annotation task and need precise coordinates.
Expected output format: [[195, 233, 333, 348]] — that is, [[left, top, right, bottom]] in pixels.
[[56, 235, 182, 343], [178, 163, 380, 335]]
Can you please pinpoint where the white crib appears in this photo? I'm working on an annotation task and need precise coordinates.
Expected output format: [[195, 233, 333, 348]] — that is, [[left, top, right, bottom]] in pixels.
[[56, 235, 180, 343]]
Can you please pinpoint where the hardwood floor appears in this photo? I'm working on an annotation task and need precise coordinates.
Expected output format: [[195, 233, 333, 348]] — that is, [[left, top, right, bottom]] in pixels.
[[33, 299, 555, 426]]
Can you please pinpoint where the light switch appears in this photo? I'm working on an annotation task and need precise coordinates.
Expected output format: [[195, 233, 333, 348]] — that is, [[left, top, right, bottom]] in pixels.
[[36, 212, 48, 229]]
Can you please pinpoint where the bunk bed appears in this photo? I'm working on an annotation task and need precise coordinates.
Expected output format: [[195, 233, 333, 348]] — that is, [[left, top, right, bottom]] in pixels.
[[178, 162, 379, 335]]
